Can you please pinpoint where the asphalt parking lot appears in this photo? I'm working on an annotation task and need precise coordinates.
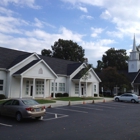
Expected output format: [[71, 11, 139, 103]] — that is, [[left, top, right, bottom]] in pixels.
[[1, 101, 140, 140]]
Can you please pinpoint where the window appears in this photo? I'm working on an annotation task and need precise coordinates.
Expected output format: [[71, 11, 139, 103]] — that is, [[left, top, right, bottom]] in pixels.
[[3, 100, 13, 105], [59, 83, 65, 92], [94, 85, 96, 92], [75, 84, 79, 94], [0, 80, 3, 91], [51, 83, 57, 91], [36, 81, 44, 94], [26, 80, 29, 95], [12, 100, 19, 105]]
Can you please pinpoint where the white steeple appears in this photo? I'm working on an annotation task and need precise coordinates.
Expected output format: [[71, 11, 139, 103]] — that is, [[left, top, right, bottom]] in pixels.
[[133, 34, 136, 51]]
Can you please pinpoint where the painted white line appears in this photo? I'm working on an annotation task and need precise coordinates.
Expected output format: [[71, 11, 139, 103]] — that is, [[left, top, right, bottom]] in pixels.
[[0, 123, 12, 127], [85, 104, 116, 109], [71, 105, 103, 111], [46, 112, 68, 116], [43, 115, 68, 121], [55, 108, 88, 113]]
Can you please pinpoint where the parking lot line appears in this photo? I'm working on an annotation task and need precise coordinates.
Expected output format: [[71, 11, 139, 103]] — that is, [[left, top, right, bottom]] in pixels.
[[55, 108, 88, 113], [46, 112, 68, 116], [43, 115, 68, 121], [85, 104, 116, 109], [0, 123, 12, 127], [71, 105, 103, 111]]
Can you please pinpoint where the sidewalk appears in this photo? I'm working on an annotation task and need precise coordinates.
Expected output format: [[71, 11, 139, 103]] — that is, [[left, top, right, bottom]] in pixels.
[[44, 97, 114, 108]]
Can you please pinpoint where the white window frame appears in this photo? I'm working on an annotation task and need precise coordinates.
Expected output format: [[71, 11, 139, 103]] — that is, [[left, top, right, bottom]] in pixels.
[[0, 80, 4, 91], [94, 85, 96, 92], [36, 80, 44, 95], [59, 83, 65, 92], [51, 82, 57, 91]]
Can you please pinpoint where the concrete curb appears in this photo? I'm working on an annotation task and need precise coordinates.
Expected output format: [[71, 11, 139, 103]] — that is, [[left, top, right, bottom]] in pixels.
[[45, 98, 114, 108]]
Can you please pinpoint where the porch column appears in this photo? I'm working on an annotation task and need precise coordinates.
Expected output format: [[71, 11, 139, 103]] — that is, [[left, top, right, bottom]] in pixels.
[[20, 76, 23, 98], [79, 81, 81, 97], [85, 81, 87, 97], [92, 83, 94, 97], [53, 79, 56, 98], [44, 79, 46, 98], [33, 78, 35, 99]]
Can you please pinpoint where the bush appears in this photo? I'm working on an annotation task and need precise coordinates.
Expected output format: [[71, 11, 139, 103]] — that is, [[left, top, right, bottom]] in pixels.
[[63, 93, 69, 97], [94, 94, 98, 97], [56, 93, 63, 97], [0, 94, 7, 100]]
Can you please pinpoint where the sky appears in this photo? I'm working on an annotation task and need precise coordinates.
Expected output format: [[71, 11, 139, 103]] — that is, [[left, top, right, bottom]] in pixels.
[[0, 0, 140, 67]]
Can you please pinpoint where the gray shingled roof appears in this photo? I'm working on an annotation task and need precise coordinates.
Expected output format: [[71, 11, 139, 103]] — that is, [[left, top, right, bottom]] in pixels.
[[0, 47, 82, 75], [0, 47, 31, 69], [73, 68, 87, 79], [13, 60, 40, 75], [39, 55, 82, 75]]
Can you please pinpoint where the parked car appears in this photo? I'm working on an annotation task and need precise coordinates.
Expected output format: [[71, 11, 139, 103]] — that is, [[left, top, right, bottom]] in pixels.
[[0, 98, 46, 121], [114, 93, 140, 103]]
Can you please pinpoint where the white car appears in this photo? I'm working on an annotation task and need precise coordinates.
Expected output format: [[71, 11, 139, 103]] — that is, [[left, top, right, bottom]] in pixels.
[[114, 93, 140, 103]]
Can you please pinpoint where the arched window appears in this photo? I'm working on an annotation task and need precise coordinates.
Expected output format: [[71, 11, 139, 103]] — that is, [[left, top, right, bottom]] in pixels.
[[38, 68, 43, 74]]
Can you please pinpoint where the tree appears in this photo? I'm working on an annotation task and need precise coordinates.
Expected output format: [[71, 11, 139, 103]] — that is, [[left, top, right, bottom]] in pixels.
[[41, 39, 85, 62], [100, 67, 132, 95], [41, 49, 52, 57], [96, 48, 129, 71]]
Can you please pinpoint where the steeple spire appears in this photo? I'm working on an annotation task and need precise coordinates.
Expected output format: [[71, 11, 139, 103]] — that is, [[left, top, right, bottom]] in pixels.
[[133, 34, 136, 51]]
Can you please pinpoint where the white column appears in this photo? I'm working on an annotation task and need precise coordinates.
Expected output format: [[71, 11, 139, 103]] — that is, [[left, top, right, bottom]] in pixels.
[[92, 83, 94, 97], [79, 81, 81, 97], [53, 79, 56, 98], [20, 76, 23, 98], [85, 81, 87, 97], [33, 78, 35, 99], [44, 79, 46, 98]]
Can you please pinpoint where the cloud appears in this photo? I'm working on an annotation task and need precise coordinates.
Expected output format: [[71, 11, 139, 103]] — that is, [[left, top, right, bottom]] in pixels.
[[33, 18, 56, 28], [61, 0, 140, 38], [100, 10, 111, 20], [0, 6, 15, 16], [80, 15, 93, 20], [0, 0, 40, 9], [91, 27, 104, 38], [78, 6, 88, 13]]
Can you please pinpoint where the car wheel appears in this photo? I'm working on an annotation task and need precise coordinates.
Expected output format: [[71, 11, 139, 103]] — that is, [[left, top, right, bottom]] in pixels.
[[115, 98, 119, 102], [16, 112, 22, 122], [131, 99, 136, 103]]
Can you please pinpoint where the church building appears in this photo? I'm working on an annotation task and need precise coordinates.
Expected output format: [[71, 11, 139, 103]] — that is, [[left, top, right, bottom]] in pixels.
[[0, 47, 101, 99]]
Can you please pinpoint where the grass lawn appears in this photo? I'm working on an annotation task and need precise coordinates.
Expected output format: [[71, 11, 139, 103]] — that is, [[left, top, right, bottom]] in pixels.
[[54, 97, 103, 101], [35, 99, 56, 104]]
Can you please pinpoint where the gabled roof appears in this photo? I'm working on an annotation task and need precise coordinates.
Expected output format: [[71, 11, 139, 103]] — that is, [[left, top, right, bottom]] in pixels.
[[0, 47, 31, 69], [73, 68, 87, 79], [96, 70, 138, 83], [39, 55, 82, 75], [13, 60, 40, 75], [0, 47, 83, 75]]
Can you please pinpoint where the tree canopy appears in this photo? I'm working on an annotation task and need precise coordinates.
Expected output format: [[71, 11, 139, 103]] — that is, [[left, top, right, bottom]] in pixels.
[[96, 48, 129, 71], [41, 39, 85, 62], [100, 67, 132, 94]]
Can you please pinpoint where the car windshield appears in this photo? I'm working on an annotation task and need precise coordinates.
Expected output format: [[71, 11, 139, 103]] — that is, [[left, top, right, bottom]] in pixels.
[[22, 99, 39, 105]]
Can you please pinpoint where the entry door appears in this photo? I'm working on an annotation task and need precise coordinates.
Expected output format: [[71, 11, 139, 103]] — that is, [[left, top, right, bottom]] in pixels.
[[81, 86, 84, 95], [30, 86, 33, 96]]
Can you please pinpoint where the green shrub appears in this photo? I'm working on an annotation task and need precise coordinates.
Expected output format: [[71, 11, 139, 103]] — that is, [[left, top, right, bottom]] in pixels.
[[56, 93, 63, 97], [63, 93, 69, 97], [0, 94, 7, 100], [94, 94, 98, 97]]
